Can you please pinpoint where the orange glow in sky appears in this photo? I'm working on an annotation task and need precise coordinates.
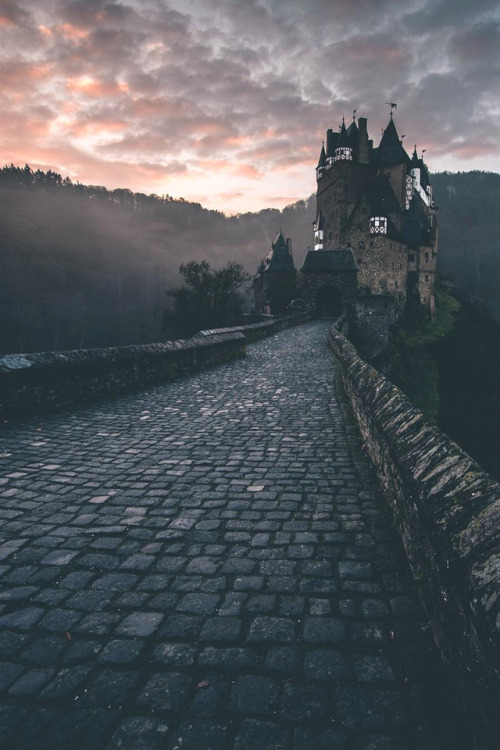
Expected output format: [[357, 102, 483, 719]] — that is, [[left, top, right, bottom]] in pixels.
[[2, 0, 500, 214]]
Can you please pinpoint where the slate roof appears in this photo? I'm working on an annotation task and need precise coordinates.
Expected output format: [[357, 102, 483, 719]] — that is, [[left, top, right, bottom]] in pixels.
[[369, 173, 401, 215], [373, 117, 410, 167], [400, 195, 433, 247], [338, 120, 350, 147], [300, 249, 357, 273], [255, 231, 295, 275], [317, 144, 327, 167]]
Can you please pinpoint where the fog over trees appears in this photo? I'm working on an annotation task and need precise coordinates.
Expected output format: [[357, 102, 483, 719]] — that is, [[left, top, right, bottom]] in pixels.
[[1, 165, 499, 354]]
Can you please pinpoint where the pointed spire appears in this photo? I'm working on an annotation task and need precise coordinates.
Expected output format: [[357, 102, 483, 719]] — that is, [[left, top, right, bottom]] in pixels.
[[272, 230, 288, 251], [379, 117, 400, 146], [317, 142, 327, 167], [338, 118, 349, 147]]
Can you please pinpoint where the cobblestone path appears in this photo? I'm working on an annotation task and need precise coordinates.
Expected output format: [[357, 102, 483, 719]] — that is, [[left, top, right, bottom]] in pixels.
[[0, 321, 463, 749]]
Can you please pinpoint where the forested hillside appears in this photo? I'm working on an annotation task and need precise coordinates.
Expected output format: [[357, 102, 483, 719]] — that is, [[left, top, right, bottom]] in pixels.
[[432, 171, 500, 319], [1, 165, 500, 354], [0, 165, 314, 353]]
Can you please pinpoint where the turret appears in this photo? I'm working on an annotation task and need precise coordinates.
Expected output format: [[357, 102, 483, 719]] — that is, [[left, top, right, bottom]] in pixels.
[[316, 143, 327, 180], [335, 119, 353, 162], [376, 117, 409, 167]]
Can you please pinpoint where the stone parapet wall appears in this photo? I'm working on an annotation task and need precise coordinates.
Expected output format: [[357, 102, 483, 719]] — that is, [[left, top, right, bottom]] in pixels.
[[195, 311, 312, 342], [0, 313, 311, 419], [329, 316, 500, 748], [0, 333, 246, 419]]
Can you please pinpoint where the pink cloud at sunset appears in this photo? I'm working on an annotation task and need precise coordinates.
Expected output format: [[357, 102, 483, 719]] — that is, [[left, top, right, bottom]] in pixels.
[[0, 0, 499, 214]]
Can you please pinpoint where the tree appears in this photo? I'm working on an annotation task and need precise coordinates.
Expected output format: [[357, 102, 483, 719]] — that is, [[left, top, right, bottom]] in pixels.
[[168, 260, 250, 335]]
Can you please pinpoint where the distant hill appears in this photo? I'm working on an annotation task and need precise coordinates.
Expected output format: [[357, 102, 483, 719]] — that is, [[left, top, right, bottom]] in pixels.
[[0, 165, 314, 353], [1, 164, 499, 353]]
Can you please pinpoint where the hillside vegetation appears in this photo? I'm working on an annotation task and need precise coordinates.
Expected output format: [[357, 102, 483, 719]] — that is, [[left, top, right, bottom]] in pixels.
[[1, 165, 500, 354], [0, 165, 314, 353], [432, 171, 500, 319]]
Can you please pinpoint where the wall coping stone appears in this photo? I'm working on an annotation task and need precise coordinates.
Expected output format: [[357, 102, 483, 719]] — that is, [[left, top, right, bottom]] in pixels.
[[0, 332, 245, 418], [0, 333, 244, 372], [194, 311, 312, 342], [0, 312, 311, 419], [329, 314, 500, 748]]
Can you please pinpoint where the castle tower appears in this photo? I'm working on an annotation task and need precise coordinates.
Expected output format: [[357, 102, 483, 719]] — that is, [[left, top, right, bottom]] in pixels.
[[253, 231, 297, 315], [305, 109, 438, 321]]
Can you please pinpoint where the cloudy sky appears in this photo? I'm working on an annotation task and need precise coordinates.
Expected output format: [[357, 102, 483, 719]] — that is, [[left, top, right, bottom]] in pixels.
[[1, 0, 500, 213]]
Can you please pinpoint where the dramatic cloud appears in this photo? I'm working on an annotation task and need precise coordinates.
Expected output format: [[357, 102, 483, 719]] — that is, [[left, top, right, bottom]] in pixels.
[[1, 0, 499, 213]]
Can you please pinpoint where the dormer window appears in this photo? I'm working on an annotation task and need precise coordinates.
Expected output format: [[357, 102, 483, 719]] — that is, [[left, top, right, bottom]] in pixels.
[[334, 147, 352, 162], [369, 216, 387, 235]]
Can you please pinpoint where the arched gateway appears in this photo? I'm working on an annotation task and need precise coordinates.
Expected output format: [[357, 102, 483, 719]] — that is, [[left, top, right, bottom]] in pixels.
[[316, 285, 343, 318], [297, 249, 358, 319]]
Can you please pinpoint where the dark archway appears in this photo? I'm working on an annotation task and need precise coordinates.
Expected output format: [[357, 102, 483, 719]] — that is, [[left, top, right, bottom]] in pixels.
[[316, 285, 343, 318]]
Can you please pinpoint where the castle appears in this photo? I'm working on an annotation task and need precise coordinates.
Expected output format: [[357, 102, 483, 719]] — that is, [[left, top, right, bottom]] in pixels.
[[253, 109, 438, 356]]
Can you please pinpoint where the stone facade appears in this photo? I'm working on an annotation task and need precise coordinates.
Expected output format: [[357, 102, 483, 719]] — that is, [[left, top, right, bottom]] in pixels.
[[298, 249, 357, 318], [296, 110, 438, 340]]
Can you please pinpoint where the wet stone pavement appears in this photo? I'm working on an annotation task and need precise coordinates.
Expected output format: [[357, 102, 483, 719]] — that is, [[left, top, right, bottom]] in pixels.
[[0, 321, 463, 749]]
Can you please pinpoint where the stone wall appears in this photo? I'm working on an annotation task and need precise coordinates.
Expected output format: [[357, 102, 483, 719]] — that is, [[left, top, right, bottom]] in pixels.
[[298, 271, 357, 318], [194, 311, 312, 343], [353, 295, 395, 359], [317, 160, 375, 248], [351, 232, 408, 305], [0, 334, 246, 419], [329, 316, 500, 748], [0, 312, 311, 419]]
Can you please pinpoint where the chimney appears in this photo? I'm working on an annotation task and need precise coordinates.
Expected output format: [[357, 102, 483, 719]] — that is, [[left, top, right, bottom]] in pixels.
[[358, 117, 369, 164]]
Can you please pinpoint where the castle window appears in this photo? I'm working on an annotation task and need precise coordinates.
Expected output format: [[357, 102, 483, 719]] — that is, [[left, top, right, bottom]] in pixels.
[[409, 254, 414, 262], [314, 227, 324, 251], [358, 258, 362, 265], [359, 241, 364, 249], [334, 146, 352, 161], [395, 280, 398, 289], [425, 275, 429, 282], [405, 175, 413, 210], [425, 252, 429, 262], [370, 241, 374, 247], [369, 216, 387, 235]]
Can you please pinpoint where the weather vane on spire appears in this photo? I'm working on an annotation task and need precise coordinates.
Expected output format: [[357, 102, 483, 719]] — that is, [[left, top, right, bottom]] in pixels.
[[353, 109, 357, 121], [385, 101, 397, 118]]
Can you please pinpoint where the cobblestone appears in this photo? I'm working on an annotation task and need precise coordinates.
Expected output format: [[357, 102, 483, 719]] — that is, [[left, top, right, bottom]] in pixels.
[[0, 321, 466, 748]]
